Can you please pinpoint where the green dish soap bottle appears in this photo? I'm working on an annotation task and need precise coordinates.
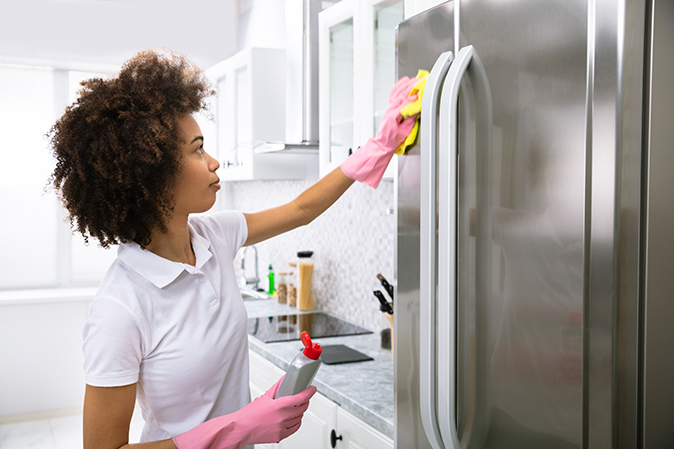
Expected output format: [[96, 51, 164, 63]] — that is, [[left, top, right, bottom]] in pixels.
[[267, 264, 275, 296]]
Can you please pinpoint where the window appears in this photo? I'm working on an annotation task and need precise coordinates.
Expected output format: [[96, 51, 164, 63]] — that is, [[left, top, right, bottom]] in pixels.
[[0, 64, 115, 290]]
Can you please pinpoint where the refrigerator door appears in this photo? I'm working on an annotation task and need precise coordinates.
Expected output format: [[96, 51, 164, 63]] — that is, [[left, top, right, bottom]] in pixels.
[[459, 1, 588, 447], [395, 3, 455, 449], [398, 0, 588, 448], [398, 1, 673, 448]]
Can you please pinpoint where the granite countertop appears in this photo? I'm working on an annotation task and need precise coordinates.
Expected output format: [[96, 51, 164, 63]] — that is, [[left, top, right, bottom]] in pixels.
[[244, 299, 394, 438]]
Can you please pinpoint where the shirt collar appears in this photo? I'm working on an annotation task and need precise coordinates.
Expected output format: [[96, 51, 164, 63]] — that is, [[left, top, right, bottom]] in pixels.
[[117, 223, 213, 289]]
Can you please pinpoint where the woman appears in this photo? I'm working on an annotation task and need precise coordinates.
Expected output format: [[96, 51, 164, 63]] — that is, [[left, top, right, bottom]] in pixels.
[[49, 48, 418, 449]]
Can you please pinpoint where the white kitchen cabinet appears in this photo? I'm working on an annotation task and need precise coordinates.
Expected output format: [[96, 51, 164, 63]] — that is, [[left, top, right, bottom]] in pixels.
[[333, 407, 393, 449], [279, 388, 338, 449], [359, 0, 404, 182], [206, 48, 315, 181], [318, 0, 358, 178], [248, 350, 392, 449], [318, 0, 403, 181]]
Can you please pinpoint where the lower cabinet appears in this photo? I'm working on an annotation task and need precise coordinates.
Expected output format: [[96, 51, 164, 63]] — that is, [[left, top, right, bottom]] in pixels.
[[332, 408, 393, 449], [249, 350, 393, 449]]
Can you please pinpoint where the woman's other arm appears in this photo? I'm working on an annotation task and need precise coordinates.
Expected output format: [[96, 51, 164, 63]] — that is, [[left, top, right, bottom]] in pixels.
[[243, 166, 354, 246], [83, 384, 176, 449]]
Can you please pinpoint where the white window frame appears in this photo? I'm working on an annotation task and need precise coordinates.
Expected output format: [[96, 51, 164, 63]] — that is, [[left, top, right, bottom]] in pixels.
[[0, 57, 118, 291]]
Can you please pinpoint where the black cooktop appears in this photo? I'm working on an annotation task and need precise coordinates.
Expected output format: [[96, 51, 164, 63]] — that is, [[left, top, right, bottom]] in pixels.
[[247, 312, 372, 343]]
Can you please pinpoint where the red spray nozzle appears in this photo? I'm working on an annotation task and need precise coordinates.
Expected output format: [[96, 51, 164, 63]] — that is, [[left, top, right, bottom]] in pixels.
[[300, 331, 322, 360]]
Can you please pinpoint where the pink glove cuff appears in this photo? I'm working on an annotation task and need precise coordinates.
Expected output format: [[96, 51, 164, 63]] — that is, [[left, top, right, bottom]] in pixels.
[[173, 417, 240, 449], [340, 140, 391, 189], [173, 377, 316, 449], [341, 115, 417, 189]]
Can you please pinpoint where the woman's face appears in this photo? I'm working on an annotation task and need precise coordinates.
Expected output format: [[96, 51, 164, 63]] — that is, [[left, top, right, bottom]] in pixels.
[[172, 114, 221, 216]]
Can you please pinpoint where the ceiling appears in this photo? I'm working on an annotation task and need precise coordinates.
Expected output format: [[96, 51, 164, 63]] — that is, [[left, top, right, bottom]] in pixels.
[[0, 0, 239, 70]]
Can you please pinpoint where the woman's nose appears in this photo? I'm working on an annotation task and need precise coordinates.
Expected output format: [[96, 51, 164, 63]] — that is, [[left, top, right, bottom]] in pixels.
[[208, 151, 220, 171]]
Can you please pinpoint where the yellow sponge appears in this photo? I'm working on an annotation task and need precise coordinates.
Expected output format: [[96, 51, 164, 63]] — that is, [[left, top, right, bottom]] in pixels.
[[396, 69, 429, 155]]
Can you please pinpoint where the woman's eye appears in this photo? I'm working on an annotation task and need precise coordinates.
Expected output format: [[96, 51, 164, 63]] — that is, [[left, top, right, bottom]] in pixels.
[[197, 144, 204, 154]]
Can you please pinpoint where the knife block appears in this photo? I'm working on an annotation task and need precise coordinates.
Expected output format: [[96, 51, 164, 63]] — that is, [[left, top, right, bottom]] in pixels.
[[381, 313, 394, 354]]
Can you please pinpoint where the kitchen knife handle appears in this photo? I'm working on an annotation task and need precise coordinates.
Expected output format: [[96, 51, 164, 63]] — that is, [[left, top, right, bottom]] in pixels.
[[373, 290, 394, 314], [376, 274, 395, 300]]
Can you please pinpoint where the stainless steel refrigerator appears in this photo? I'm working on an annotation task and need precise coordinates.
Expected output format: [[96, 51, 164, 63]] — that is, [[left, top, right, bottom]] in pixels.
[[394, 1, 674, 448]]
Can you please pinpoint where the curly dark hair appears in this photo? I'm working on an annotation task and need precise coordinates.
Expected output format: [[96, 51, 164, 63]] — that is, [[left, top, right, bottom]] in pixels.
[[49, 48, 215, 248]]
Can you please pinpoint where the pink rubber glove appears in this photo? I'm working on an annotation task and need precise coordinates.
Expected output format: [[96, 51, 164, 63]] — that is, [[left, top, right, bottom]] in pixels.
[[340, 76, 420, 188], [173, 376, 316, 449]]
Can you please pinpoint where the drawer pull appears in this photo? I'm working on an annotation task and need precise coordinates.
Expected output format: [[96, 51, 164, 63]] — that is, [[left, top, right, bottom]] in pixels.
[[330, 429, 343, 447]]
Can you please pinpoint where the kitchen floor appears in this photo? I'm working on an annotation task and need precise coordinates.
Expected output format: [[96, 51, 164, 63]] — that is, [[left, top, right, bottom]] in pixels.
[[0, 410, 144, 449]]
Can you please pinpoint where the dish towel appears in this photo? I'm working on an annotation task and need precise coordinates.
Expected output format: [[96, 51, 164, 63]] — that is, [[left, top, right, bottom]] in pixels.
[[395, 69, 430, 155]]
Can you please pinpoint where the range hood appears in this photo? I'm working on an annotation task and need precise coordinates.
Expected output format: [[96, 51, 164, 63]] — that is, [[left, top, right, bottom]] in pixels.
[[256, 0, 329, 154]]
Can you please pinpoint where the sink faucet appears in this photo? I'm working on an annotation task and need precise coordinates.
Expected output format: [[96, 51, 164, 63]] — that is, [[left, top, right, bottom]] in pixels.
[[241, 245, 260, 291]]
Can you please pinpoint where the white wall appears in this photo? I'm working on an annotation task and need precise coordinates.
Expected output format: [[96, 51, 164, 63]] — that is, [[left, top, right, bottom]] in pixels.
[[0, 292, 94, 421], [237, 0, 287, 51], [0, 0, 238, 69]]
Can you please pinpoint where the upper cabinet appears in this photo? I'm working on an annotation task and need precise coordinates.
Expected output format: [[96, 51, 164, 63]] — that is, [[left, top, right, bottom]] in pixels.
[[318, 0, 404, 179], [318, 0, 357, 178], [363, 0, 405, 181], [206, 47, 318, 181]]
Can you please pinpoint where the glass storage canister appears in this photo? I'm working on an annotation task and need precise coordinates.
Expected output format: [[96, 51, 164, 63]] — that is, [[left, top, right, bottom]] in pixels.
[[297, 251, 315, 311], [277, 271, 289, 304], [288, 263, 297, 307]]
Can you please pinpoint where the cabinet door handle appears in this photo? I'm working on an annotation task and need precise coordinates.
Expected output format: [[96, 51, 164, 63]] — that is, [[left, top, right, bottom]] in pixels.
[[330, 429, 343, 447]]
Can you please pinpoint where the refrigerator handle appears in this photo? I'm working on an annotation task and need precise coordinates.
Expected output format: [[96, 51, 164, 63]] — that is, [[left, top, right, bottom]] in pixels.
[[419, 50, 454, 449], [437, 45, 493, 449]]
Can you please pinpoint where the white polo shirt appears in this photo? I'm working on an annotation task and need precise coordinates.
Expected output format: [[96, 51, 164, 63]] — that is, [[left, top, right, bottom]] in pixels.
[[83, 210, 252, 443]]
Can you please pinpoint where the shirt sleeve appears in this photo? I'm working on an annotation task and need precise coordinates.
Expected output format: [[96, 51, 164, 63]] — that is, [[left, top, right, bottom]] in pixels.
[[190, 210, 249, 254], [82, 296, 144, 387]]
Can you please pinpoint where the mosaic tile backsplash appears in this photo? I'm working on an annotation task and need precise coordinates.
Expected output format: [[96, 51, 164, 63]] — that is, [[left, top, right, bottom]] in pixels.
[[230, 178, 395, 332]]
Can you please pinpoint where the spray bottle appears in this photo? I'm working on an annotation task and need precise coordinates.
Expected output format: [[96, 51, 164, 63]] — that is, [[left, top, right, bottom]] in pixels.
[[275, 331, 322, 398]]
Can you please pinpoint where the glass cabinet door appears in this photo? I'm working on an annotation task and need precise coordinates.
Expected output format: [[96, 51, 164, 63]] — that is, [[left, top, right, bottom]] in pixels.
[[369, 0, 404, 182], [233, 64, 254, 176], [372, 1, 403, 136], [329, 18, 355, 165], [319, 0, 356, 177], [215, 73, 236, 170], [319, 0, 404, 178], [207, 59, 238, 177]]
